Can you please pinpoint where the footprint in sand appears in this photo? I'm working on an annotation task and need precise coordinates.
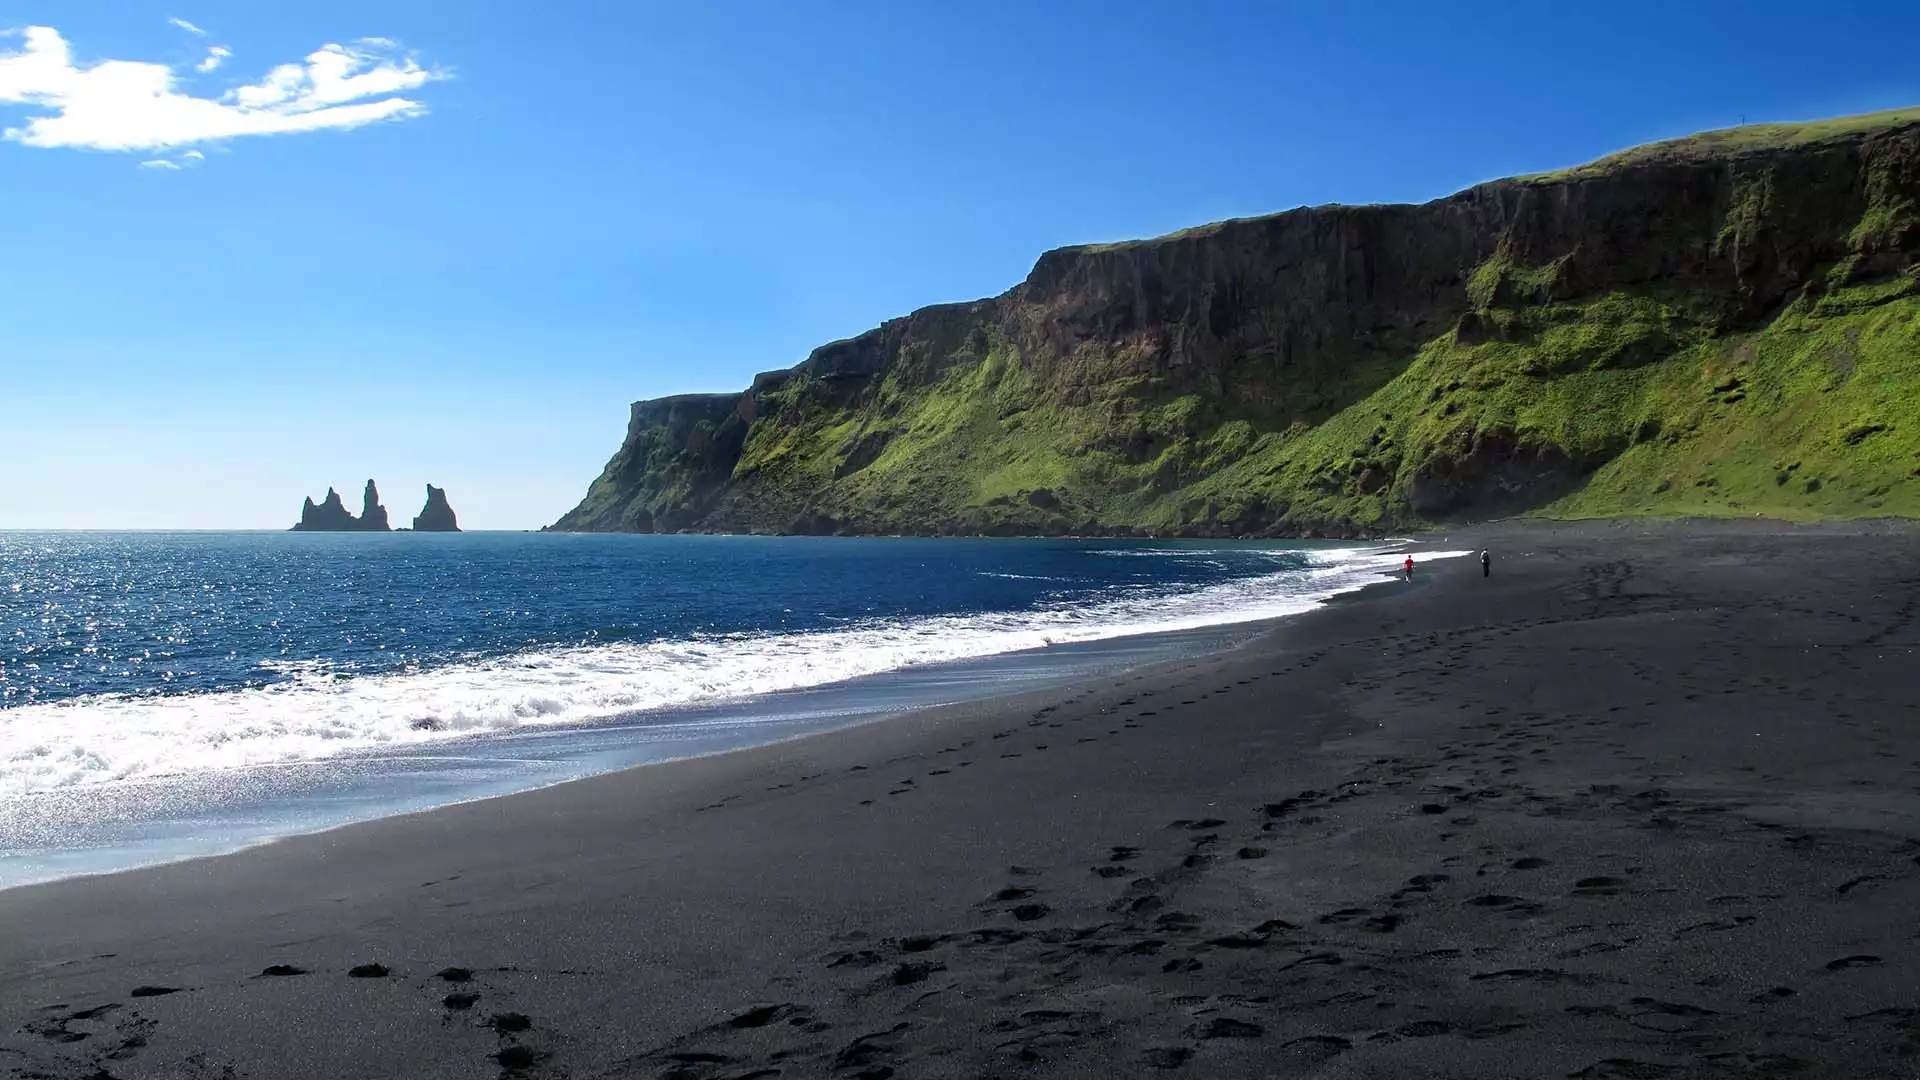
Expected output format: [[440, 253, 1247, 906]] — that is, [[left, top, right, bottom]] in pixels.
[[1142, 1045, 1193, 1068], [1825, 955, 1883, 971], [494, 1045, 545, 1071], [1673, 916, 1756, 938], [827, 950, 885, 969], [1396, 1019, 1453, 1037], [1189, 1016, 1264, 1039], [1318, 907, 1370, 925], [1469, 968, 1594, 986], [726, 1004, 789, 1028], [1624, 997, 1717, 1033], [885, 961, 943, 986], [1835, 874, 1886, 895], [1465, 893, 1539, 912], [1281, 1034, 1353, 1059]]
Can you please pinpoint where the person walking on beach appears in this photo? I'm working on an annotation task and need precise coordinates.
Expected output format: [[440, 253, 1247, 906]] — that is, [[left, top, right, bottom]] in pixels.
[[1481, 550, 1491, 578], [1403, 555, 1414, 582]]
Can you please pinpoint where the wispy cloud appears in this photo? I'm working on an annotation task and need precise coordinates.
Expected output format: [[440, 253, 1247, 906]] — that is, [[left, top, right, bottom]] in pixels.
[[140, 147, 206, 171], [0, 25, 445, 156], [195, 45, 229, 73], [167, 17, 206, 37]]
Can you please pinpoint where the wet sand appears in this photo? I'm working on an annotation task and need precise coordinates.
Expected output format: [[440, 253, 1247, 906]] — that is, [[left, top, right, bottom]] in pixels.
[[3, 519, 1918, 1079]]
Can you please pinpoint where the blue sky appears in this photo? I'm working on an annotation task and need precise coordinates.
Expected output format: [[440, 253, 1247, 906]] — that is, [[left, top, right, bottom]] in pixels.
[[1, 1, 1915, 529]]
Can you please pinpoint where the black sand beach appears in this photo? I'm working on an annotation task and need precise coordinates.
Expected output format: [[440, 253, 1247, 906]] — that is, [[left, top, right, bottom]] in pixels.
[[3, 519, 1918, 1079]]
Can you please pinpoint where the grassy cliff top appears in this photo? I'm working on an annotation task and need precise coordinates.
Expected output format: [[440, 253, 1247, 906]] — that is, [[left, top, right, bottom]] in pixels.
[[1525, 106, 1920, 181], [1068, 215, 1275, 256], [1061, 107, 1920, 259]]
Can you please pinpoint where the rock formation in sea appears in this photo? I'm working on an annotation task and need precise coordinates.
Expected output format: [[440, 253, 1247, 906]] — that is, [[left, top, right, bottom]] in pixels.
[[294, 488, 360, 531], [359, 480, 392, 532], [412, 485, 461, 532], [290, 480, 394, 531], [549, 107, 1920, 537]]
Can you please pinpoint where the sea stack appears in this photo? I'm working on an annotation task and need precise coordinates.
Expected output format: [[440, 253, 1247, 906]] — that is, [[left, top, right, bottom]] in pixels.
[[290, 480, 397, 531], [293, 488, 360, 531], [412, 485, 461, 532], [359, 480, 392, 532]]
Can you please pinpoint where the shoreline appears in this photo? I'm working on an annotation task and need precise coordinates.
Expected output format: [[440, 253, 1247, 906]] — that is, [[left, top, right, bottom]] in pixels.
[[0, 620, 1281, 894], [0, 540, 1440, 891], [5, 518, 1916, 1079]]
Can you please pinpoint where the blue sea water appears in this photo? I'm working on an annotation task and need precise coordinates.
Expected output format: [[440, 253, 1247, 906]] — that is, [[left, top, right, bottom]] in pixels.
[[0, 532, 1420, 886]]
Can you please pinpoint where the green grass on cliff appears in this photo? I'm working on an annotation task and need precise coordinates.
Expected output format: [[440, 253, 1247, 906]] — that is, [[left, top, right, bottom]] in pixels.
[[558, 106, 1920, 536], [1528, 107, 1920, 181], [733, 340, 1153, 532], [1179, 274, 1920, 527], [572, 269, 1918, 536], [729, 328, 1440, 534], [668, 267, 1920, 534], [1547, 288, 1920, 519]]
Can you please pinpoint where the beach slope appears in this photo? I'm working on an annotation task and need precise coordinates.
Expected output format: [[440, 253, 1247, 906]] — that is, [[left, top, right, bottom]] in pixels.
[[3, 520, 1918, 1078]]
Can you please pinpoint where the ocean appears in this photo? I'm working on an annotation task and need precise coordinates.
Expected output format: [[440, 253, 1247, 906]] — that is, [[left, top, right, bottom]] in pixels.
[[0, 532, 1431, 887]]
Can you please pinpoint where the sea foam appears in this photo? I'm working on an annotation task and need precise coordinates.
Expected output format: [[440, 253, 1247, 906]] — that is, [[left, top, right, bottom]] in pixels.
[[0, 545, 1466, 796]]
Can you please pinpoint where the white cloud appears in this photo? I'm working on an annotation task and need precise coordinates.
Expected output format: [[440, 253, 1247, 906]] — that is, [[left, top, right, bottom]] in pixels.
[[141, 147, 204, 170], [168, 17, 206, 37], [0, 25, 443, 154], [195, 45, 229, 73]]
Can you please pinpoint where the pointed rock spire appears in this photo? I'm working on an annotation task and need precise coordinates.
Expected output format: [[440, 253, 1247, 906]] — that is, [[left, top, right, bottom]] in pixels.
[[293, 487, 360, 531], [359, 479, 391, 532], [412, 484, 461, 532]]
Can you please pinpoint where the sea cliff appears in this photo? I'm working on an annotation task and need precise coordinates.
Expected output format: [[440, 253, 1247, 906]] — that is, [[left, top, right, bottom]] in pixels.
[[553, 109, 1920, 536]]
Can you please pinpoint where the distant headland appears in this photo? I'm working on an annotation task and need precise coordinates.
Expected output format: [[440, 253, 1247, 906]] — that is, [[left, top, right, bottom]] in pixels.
[[291, 481, 461, 532]]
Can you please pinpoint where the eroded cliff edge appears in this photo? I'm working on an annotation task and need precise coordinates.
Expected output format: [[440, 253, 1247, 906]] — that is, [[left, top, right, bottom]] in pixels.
[[552, 110, 1920, 536]]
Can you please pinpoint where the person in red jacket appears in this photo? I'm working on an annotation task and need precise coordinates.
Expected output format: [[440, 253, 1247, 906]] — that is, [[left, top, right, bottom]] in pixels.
[[1403, 555, 1414, 582]]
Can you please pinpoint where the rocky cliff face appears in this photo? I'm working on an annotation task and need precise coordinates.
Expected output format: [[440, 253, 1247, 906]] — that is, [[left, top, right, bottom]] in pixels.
[[290, 480, 394, 532], [552, 110, 1920, 535], [412, 485, 461, 532]]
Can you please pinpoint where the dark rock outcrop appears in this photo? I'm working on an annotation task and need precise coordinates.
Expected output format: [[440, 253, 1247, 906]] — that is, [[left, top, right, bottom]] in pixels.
[[294, 488, 359, 531], [549, 109, 1920, 536], [290, 479, 395, 531], [359, 480, 391, 532], [412, 485, 461, 532]]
